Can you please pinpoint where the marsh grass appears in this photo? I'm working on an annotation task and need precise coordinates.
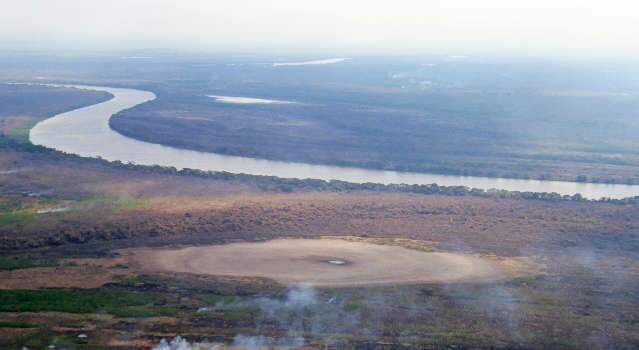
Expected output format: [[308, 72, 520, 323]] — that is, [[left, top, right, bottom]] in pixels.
[[0, 320, 37, 328], [0, 211, 36, 225], [0, 256, 57, 271], [7, 118, 39, 143], [0, 289, 172, 317]]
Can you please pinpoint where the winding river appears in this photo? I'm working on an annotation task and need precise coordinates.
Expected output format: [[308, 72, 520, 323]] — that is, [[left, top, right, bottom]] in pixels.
[[29, 85, 639, 200]]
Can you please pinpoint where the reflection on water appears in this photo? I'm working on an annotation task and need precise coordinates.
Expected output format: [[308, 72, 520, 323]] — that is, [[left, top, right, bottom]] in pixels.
[[30, 85, 639, 200], [272, 57, 349, 67], [209, 95, 295, 104]]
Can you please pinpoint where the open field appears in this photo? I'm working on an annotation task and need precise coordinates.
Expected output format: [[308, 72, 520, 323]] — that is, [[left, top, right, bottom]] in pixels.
[[130, 238, 534, 287]]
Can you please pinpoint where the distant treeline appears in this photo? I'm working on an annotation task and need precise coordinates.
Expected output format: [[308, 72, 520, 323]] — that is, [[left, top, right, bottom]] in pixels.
[[168, 168, 639, 204], [3, 135, 639, 205]]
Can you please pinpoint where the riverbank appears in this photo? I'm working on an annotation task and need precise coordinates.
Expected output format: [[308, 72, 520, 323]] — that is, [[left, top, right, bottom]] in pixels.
[[29, 84, 639, 199]]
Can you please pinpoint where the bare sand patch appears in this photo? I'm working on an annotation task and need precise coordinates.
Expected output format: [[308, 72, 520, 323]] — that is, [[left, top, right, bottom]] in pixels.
[[130, 239, 532, 287]]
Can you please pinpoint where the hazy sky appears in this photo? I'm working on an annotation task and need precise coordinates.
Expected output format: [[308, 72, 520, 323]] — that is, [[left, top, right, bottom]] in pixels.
[[2, 0, 639, 57]]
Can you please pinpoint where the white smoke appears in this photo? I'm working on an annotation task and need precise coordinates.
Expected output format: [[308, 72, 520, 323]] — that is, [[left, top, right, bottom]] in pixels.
[[232, 335, 304, 350], [37, 206, 70, 214], [153, 283, 384, 349], [152, 336, 223, 350], [231, 284, 318, 349]]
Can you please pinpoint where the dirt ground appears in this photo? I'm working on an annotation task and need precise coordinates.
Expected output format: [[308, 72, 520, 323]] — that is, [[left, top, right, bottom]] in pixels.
[[129, 238, 535, 287], [0, 266, 115, 289]]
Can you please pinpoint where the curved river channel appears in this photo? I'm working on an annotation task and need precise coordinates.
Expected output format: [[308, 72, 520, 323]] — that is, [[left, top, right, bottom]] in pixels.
[[30, 85, 639, 200]]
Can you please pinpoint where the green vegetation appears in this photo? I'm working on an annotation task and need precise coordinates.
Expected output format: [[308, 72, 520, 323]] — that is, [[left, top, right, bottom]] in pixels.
[[109, 305, 179, 318], [0, 256, 57, 271], [0, 288, 173, 317], [195, 303, 260, 322], [0, 196, 70, 226], [85, 195, 147, 210], [7, 118, 39, 143], [343, 300, 365, 312], [0, 320, 37, 328], [0, 133, 49, 153], [0, 211, 36, 225], [0, 196, 28, 212], [216, 307, 259, 321], [15, 331, 55, 349], [116, 274, 283, 297], [0, 193, 144, 229], [198, 294, 242, 305], [65, 195, 147, 212], [15, 331, 80, 350]]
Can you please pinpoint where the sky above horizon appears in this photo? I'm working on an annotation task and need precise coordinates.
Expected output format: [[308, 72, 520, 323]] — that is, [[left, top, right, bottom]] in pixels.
[[2, 0, 639, 58]]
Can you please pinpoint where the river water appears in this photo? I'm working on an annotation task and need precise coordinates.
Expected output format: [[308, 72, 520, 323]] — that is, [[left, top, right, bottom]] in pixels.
[[29, 85, 639, 200]]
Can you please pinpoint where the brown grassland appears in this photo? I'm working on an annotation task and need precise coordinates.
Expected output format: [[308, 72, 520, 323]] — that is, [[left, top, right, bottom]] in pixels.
[[2, 145, 639, 349]]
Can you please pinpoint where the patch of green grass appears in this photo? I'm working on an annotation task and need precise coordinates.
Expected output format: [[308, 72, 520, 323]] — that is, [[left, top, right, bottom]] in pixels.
[[343, 301, 365, 312], [106, 196, 146, 209], [16, 331, 54, 349], [110, 305, 179, 318], [7, 118, 40, 143], [118, 274, 282, 297], [0, 320, 37, 328], [0, 211, 36, 225], [504, 276, 541, 287], [0, 288, 172, 317], [14, 331, 81, 350], [75, 195, 147, 211], [219, 307, 258, 321], [0, 256, 58, 271], [0, 197, 27, 212], [198, 295, 242, 305], [0, 133, 49, 153], [195, 306, 259, 322], [50, 334, 79, 348], [111, 274, 128, 282]]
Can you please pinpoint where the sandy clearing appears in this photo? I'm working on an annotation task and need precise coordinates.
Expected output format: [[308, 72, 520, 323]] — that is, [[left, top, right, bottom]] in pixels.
[[131, 239, 531, 287]]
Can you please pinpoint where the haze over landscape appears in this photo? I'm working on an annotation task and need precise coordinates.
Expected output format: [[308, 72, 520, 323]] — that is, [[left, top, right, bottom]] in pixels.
[[1, 1, 639, 350], [2, 0, 639, 58]]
